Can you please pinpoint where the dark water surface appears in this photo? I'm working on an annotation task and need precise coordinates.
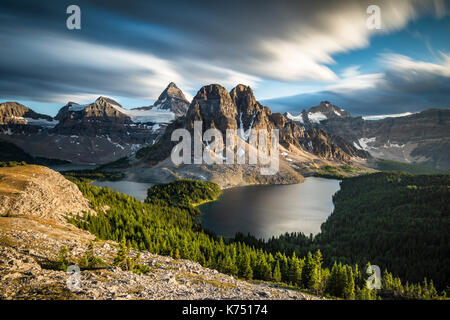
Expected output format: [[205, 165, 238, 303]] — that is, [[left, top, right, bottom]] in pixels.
[[199, 177, 341, 239], [92, 180, 154, 201]]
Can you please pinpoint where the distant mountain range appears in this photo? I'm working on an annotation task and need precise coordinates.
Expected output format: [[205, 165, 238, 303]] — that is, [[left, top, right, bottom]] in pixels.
[[285, 101, 450, 171], [0, 83, 189, 164], [1, 83, 449, 182]]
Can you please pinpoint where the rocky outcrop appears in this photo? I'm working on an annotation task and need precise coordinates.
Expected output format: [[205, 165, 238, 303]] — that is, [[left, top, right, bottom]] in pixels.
[[132, 84, 368, 187], [0, 102, 57, 136], [0, 165, 93, 223]]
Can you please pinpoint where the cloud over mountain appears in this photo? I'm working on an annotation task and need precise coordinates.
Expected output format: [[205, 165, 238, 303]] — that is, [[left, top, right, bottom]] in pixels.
[[0, 0, 447, 112]]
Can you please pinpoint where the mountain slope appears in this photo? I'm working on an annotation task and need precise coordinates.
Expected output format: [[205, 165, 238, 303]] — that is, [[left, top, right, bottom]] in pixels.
[[0, 83, 190, 165], [286, 103, 450, 171], [0, 102, 55, 126]]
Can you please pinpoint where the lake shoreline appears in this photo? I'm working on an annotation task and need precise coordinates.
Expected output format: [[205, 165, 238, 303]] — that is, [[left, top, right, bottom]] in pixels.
[[198, 177, 341, 240]]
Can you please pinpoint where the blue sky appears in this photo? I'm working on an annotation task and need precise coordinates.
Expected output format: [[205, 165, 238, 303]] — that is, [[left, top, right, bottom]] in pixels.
[[0, 0, 449, 116]]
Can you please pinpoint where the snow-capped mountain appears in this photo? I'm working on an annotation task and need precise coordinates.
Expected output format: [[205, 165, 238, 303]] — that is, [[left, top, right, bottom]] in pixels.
[[0, 102, 58, 130], [285, 101, 351, 127], [286, 101, 450, 171], [0, 83, 189, 164], [132, 82, 190, 119]]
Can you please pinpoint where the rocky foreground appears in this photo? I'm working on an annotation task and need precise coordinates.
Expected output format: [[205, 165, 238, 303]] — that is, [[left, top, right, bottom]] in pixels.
[[0, 165, 319, 300]]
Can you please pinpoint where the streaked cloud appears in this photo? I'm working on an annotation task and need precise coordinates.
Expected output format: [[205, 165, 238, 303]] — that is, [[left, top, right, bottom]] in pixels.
[[265, 53, 450, 115], [0, 0, 448, 113]]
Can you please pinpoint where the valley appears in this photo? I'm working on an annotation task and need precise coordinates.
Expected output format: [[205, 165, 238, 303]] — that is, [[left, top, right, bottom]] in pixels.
[[1, 83, 449, 301]]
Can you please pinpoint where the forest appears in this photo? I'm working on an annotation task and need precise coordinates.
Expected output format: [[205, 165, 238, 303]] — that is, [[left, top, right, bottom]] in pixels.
[[371, 158, 448, 174], [68, 177, 448, 299], [234, 172, 450, 293]]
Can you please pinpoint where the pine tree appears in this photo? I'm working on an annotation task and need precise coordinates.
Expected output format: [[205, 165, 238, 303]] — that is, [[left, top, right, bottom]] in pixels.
[[273, 261, 282, 283], [237, 252, 253, 280], [288, 253, 302, 286], [343, 266, 355, 299]]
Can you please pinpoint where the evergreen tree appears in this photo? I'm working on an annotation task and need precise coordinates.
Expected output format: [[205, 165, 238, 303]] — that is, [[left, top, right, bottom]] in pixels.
[[273, 261, 282, 283]]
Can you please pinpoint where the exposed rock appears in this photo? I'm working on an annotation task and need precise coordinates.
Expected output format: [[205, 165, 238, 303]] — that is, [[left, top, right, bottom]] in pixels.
[[317, 108, 450, 170], [134, 84, 368, 187], [0, 102, 53, 125], [0, 165, 93, 223]]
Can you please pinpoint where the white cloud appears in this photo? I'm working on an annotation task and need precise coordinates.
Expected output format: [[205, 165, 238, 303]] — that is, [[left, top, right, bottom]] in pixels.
[[327, 66, 384, 93], [381, 52, 450, 77], [250, 0, 431, 82]]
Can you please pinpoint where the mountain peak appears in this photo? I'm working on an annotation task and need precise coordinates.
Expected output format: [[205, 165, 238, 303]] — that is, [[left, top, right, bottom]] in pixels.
[[167, 81, 178, 89], [157, 82, 188, 102], [308, 101, 351, 119], [194, 84, 229, 100], [95, 96, 122, 107], [186, 84, 238, 132], [0, 101, 53, 124], [230, 84, 259, 115]]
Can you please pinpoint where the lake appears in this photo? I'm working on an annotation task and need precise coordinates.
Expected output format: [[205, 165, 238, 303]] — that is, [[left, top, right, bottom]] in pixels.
[[198, 177, 341, 239], [89, 177, 340, 239], [92, 180, 154, 201]]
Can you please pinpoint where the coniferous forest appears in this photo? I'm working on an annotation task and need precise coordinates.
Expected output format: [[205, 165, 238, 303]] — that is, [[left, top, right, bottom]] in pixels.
[[68, 173, 449, 300]]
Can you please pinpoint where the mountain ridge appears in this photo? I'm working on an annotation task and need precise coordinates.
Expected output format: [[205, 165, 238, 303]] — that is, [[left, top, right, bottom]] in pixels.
[[286, 102, 450, 170]]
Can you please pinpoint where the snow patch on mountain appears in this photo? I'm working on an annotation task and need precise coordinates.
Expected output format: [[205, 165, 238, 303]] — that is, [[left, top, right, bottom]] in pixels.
[[24, 117, 59, 128], [285, 112, 304, 123], [307, 112, 327, 123], [362, 112, 416, 121], [68, 99, 175, 124], [356, 137, 376, 150]]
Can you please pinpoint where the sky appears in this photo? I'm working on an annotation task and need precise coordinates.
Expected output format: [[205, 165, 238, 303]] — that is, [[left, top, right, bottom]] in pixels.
[[0, 0, 449, 116]]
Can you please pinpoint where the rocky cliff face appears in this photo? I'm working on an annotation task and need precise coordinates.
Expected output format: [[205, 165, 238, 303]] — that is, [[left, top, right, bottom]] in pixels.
[[134, 84, 368, 187], [0, 165, 318, 300], [0, 102, 54, 125], [52, 97, 157, 142], [286, 102, 450, 170], [142, 84, 367, 163], [0, 102, 57, 136]]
